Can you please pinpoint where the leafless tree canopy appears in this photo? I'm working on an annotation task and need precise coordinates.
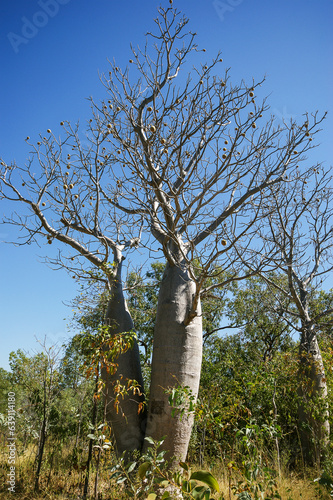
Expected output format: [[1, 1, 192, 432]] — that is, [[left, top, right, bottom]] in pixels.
[[0, 7, 326, 291], [244, 165, 333, 329]]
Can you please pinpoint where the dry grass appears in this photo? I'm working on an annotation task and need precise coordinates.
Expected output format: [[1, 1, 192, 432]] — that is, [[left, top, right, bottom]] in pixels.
[[216, 475, 327, 500], [0, 448, 330, 500], [208, 462, 329, 500]]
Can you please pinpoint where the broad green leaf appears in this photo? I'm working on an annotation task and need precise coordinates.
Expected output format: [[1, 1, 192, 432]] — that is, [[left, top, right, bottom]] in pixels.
[[161, 493, 173, 500], [182, 479, 199, 492], [157, 436, 167, 446], [190, 471, 220, 492], [127, 461, 137, 473], [146, 494, 157, 500], [110, 471, 120, 479], [179, 461, 189, 471], [189, 480, 197, 491], [157, 451, 166, 461], [173, 471, 182, 486], [138, 461, 150, 479], [191, 485, 210, 499], [182, 479, 189, 492], [144, 436, 155, 446], [116, 476, 127, 484], [157, 480, 169, 488]]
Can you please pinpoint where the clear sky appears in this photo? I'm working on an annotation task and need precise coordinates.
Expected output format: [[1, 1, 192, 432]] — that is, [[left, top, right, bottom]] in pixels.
[[0, 0, 332, 371]]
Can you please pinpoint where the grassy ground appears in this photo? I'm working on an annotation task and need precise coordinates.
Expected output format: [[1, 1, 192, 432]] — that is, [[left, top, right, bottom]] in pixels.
[[0, 475, 328, 500], [0, 446, 331, 499]]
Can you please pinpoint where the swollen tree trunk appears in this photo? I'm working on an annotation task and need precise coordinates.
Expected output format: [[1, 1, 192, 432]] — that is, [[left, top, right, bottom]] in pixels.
[[102, 254, 146, 457], [297, 323, 330, 465], [144, 260, 202, 465]]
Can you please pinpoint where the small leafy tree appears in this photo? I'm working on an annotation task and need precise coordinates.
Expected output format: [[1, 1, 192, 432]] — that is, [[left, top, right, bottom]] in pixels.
[[110, 436, 221, 499], [196, 332, 299, 466], [226, 275, 294, 362], [9, 341, 63, 491]]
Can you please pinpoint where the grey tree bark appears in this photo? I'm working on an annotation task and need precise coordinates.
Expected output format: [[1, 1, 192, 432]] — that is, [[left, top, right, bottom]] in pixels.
[[102, 252, 146, 456], [144, 259, 202, 464]]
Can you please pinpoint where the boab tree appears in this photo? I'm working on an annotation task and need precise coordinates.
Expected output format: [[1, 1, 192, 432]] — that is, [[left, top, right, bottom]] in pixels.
[[92, 6, 325, 462], [0, 124, 146, 456], [245, 164, 333, 464], [0, 4, 326, 464]]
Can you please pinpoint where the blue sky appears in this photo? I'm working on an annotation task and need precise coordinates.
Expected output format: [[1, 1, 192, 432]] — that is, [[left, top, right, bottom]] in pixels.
[[0, 0, 332, 371]]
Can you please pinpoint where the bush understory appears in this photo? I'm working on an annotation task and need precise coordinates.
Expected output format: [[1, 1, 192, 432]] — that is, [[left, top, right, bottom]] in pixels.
[[1, 441, 332, 500]]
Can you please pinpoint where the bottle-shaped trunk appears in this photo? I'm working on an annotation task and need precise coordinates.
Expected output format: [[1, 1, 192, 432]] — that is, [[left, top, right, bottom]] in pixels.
[[297, 325, 330, 465], [144, 261, 202, 465], [101, 262, 146, 457]]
